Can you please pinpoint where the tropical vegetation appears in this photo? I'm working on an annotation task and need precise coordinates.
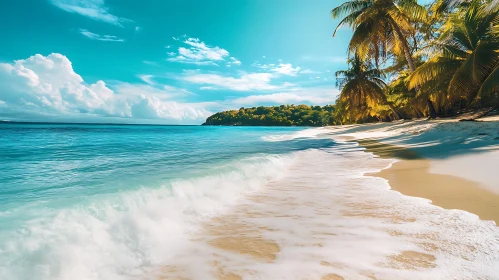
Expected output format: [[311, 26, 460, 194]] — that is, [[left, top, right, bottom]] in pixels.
[[204, 0, 499, 126], [332, 0, 499, 123], [202, 105, 336, 126]]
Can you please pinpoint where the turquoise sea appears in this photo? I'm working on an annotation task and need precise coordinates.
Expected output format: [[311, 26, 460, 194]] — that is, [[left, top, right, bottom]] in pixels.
[[3, 123, 499, 280], [0, 123, 332, 279]]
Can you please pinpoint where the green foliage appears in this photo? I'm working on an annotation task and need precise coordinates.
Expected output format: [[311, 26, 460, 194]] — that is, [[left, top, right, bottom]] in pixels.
[[207, 0, 499, 127], [336, 56, 402, 121], [331, 0, 499, 122], [203, 105, 337, 126], [409, 2, 499, 109]]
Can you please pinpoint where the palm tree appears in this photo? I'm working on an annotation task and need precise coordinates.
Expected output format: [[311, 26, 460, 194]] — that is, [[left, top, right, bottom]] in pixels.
[[331, 0, 437, 116], [432, 0, 469, 15], [336, 56, 402, 120], [332, 0, 426, 71], [409, 2, 499, 108]]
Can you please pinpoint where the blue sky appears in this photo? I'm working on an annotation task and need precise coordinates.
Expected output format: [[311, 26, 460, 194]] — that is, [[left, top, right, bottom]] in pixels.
[[0, 0, 357, 124]]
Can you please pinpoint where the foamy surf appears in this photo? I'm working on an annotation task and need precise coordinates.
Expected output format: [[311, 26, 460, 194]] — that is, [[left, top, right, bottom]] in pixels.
[[157, 143, 499, 280], [2, 123, 498, 280], [261, 127, 328, 142], [0, 155, 294, 280]]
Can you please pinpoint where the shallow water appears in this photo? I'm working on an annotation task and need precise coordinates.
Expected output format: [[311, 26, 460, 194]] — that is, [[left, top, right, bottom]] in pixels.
[[0, 124, 331, 279], [0, 123, 498, 280], [159, 143, 499, 280]]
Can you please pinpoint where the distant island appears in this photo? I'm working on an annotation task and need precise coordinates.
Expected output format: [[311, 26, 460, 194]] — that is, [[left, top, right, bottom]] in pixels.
[[203, 105, 336, 126]]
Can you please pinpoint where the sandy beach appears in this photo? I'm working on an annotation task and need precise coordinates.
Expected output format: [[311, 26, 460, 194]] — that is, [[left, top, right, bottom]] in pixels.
[[359, 139, 499, 224], [155, 119, 499, 279], [355, 119, 499, 225], [375, 156, 499, 224]]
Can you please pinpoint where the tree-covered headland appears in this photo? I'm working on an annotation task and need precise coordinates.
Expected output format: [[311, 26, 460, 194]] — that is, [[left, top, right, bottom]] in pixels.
[[203, 105, 336, 126], [205, 0, 499, 126]]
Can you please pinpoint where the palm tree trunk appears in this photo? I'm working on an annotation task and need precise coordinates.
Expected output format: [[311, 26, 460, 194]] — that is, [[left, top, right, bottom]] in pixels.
[[387, 102, 403, 120], [391, 20, 438, 118], [391, 21, 416, 72], [411, 100, 423, 118], [427, 98, 438, 119]]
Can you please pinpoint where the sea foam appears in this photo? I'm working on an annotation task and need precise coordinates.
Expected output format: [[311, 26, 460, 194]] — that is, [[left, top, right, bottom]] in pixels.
[[261, 127, 327, 142], [157, 145, 499, 279], [0, 155, 294, 280]]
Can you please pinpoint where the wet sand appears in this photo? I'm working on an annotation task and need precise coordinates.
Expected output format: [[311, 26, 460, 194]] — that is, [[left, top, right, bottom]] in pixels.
[[155, 136, 499, 279], [155, 147, 497, 280], [360, 140, 499, 225]]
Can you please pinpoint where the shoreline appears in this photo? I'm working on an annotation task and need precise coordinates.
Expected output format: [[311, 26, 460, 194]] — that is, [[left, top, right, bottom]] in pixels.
[[360, 139, 499, 225], [155, 120, 499, 279]]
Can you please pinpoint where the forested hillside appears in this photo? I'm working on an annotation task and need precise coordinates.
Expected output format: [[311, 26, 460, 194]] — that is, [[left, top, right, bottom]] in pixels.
[[203, 105, 336, 126]]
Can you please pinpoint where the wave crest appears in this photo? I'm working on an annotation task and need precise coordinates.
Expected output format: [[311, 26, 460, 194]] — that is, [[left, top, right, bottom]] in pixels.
[[0, 154, 294, 280]]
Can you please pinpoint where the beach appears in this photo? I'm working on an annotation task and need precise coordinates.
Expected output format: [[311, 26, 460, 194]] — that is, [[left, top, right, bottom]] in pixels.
[[155, 119, 499, 280], [354, 119, 499, 224], [1, 121, 498, 280], [4, 0, 499, 278]]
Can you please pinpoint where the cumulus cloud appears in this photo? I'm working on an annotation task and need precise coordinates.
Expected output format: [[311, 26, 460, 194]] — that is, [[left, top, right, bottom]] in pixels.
[[270, 63, 301, 76], [79, 29, 124, 42], [0, 53, 339, 124], [253, 62, 301, 76], [182, 72, 293, 91], [167, 38, 233, 66], [0, 53, 211, 123], [51, 0, 129, 26]]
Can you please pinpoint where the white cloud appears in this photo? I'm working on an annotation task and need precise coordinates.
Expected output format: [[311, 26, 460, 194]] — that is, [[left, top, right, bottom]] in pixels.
[[51, 0, 129, 26], [116, 81, 194, 98], [143, 60, 158, 66], [226, 57, 242, 67], [138, 74, 155, 85], [167, 38, 233, 66], [251, 62, 272, 69], [0, 53, 210, 123], [271, 63, 301, 76], [135, 26, 141, 32], [253, 62, 301, 76], [79, 29, 124, 42], [230, 88, 339, 106], [301, 69, 320, 74], [182, 72, 293, 91], [0, 52, 341, 124]]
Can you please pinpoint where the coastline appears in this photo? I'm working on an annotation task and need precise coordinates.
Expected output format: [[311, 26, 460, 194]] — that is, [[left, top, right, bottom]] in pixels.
[[156, 119, 499, 279], [360, 139, 499, 225]]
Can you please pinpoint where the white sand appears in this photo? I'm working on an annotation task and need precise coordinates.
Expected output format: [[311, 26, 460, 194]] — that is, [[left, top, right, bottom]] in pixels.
[[154, 119, 499, 280], [330, 119, 499, 192], [429, 150, 499, 194]]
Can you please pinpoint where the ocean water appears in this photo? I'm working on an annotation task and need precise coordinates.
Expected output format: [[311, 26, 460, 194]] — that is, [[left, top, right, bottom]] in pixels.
[[1, 123, 499, 280], [0, 123, 329, 279]]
